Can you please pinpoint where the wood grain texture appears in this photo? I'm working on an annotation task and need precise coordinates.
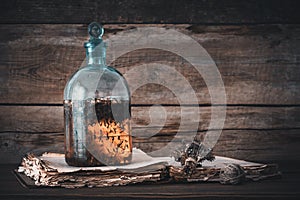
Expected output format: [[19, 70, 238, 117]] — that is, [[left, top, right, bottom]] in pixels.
[[1, 105, 299, 163], [135, 129, 300, 161], [0, 24, 299, 104], [1, 106, 299, 133], [1, 129, 299, 164], [0, 0, 299, 24]]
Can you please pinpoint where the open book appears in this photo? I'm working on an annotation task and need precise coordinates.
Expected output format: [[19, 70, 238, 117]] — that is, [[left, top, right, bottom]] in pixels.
[[17, 148, 280, 188]]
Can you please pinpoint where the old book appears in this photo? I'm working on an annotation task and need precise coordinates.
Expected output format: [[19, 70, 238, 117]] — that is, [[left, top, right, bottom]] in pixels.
[[17, 148, 281, 188], [17, 148, 172, 188]]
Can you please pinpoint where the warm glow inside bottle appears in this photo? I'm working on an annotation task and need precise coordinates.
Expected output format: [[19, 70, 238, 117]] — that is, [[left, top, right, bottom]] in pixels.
[[64, 22, 132, 166]]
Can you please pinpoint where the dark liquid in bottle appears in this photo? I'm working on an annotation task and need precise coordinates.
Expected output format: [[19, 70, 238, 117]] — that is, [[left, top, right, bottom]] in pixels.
[[64, 98, 132, 166]]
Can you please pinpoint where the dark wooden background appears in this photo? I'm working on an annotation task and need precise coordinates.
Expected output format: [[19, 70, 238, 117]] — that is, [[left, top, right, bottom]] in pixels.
[[0, 0, 299, 168]]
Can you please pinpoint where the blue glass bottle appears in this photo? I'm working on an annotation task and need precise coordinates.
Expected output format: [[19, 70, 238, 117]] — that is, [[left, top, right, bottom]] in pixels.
[[64, 22, 132, 166]]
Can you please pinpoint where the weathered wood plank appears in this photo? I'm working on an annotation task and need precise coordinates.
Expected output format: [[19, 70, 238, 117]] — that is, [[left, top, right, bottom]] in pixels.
[[0, 0, 299, 24], [1, 106, 299, 133], [1, 129, 299, 164], [135, 129, 300, 162], [0, 24, 299, 104], [0, 106, 63, 133]]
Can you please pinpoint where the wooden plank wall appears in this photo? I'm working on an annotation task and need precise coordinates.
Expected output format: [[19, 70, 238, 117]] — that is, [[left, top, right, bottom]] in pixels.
[[0, 0, 299, 164]]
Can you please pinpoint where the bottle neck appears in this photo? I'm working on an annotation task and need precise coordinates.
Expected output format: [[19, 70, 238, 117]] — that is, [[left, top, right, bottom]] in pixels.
[[85, 41, 106, 66]]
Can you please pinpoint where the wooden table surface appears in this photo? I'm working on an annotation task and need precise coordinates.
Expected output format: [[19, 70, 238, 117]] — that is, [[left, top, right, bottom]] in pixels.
[[1, 164, 299, 200]]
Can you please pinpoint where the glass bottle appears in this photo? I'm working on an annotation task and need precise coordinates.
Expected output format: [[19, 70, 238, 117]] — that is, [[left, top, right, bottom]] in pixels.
[[64, 22, 132, 166]]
